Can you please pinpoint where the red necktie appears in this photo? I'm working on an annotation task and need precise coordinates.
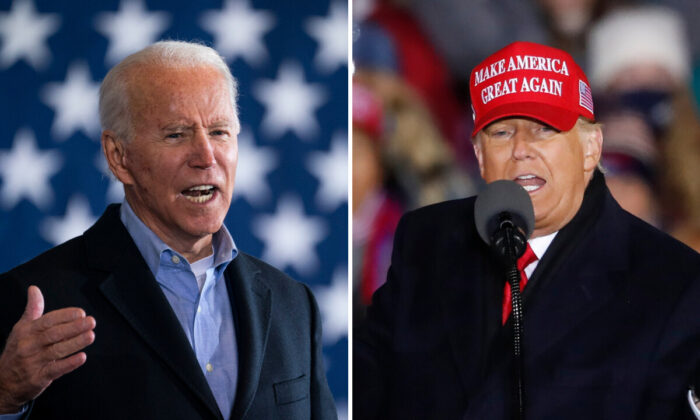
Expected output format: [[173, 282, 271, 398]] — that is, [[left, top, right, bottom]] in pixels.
[[502, 243, 538, 324]]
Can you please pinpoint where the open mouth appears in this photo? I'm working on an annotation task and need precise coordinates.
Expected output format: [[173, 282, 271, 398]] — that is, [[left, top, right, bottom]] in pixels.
[[514, 174, 545, 193], [182, 185, 217, 203]]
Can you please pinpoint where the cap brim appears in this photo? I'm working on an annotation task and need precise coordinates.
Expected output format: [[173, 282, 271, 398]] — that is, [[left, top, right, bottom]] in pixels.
[[472, 101, 581, 137]]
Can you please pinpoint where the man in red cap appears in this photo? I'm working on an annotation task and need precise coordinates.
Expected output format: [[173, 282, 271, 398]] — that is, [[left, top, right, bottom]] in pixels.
[[354, 41, 700, 419]]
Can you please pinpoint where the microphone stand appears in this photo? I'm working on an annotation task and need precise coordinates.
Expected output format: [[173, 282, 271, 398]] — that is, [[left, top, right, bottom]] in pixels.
[[493, 213, 527, 420]]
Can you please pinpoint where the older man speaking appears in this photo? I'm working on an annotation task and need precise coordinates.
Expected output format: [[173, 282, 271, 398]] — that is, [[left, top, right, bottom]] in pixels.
[[354, 41, 700, 419], [0, 41, 336, 420]]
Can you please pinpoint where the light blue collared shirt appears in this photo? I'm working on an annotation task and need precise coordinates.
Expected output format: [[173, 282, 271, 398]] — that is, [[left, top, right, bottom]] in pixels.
[[120, 200, 239, 419], [0, 202, 240, 420]]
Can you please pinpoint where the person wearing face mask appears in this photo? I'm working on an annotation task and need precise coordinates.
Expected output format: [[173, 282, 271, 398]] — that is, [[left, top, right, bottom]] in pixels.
[[588, 5, 700, 254], [354, 41, 700, 419]]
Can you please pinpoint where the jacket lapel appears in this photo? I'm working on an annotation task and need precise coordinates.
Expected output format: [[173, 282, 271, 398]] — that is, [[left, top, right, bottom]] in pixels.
[[439, 203, 503, 397], [226, 254, 272, 420], [523, 193, 630, 361], [85, 205, 223, 419]]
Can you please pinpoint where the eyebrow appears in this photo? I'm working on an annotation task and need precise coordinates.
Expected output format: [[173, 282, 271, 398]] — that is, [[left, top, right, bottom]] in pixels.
[[484, 123, 510, 133], [161, 124, 191, 132], [208, 120, 234, 128], [160, 120, 235, 131]]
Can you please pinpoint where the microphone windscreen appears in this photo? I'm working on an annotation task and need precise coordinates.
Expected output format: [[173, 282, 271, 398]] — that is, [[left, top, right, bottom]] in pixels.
[[474, 180, 535, 245]]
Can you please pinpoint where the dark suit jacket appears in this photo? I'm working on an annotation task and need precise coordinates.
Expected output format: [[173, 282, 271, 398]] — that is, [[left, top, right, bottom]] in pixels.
[[0, 204, 337, 419], [355, 175, 700, 419]]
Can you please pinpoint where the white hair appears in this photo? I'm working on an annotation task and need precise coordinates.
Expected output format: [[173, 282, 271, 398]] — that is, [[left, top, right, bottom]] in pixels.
[[99, 40, 239, 141]]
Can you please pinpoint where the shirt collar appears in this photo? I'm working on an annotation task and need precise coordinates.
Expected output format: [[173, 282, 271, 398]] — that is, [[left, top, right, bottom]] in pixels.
[[119, 199, 238, 277], [528, 231, 557, 260]]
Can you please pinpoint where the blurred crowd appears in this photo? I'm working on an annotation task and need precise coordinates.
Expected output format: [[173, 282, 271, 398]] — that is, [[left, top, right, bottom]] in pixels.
[[352, 0, 700, 320]]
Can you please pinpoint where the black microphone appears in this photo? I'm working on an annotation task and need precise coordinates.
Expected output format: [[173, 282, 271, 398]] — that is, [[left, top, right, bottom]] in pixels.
[[474, 179, 535, 420], [474, 179, 535, 262]]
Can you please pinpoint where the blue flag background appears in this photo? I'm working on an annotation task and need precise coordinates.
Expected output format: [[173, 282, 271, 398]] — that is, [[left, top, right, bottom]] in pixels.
[[0, 0, 348, 416]]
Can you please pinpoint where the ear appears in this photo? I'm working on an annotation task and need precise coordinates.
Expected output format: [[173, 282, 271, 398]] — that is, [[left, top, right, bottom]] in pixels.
[[472, 136, 486, 178], [582, 125, 603, 173], [101, 130, 135, 185]]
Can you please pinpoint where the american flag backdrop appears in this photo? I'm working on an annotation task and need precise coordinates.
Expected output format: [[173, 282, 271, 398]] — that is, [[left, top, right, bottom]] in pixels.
[[0, 0, 348, 416]]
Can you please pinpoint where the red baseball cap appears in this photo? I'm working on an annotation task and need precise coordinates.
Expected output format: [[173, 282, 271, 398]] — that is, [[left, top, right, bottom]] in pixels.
[[470, 41, 595, 137]]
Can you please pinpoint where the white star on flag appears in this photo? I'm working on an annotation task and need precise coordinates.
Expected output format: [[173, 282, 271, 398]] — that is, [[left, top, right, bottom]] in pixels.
[[199, 0, 275, 66], [40, 194, 97, 246], [94, 0, 170, 65], [0, 128, 62, 210], [0, 0, 60, 70], [41, 61, 101, 141], [234, 131, 277, 206], [307, 131, 348, 211], [315, 267, 348, 345], [306, 1, 348, 73], [252, 195, 327, 276], [253, 61, 326, 140]]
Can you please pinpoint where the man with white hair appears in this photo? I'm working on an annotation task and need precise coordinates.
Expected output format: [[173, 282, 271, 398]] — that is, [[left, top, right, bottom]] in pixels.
[[0, 41, 336, 420], [355, 41, 700, 419]]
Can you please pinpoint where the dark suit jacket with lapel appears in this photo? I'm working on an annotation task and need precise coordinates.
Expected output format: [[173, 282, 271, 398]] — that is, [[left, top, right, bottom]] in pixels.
[[0, 204, 337, 419], [355, 172, 700, 419]]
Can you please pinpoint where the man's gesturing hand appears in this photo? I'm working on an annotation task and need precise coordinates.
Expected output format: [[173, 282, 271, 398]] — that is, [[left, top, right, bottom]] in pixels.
[[0, 286, 96, 414]]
